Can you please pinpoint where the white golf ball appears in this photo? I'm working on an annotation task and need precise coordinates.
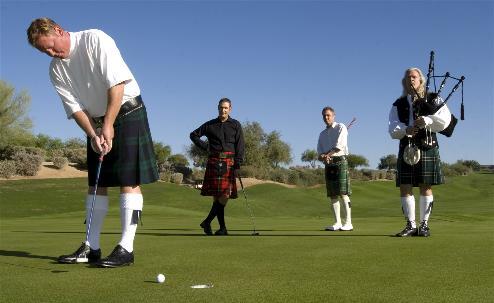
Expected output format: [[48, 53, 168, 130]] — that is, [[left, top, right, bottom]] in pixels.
[[156, 273, 165, 283]]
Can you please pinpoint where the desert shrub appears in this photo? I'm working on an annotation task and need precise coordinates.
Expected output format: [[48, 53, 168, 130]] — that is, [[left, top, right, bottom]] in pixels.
[[0, 145, 45, 161], [64, 148, 87, 169], [269, 169, 288, 183], [191, 168, 205, 181], [159, 171, 171, 182], [238, 165, 256, 178], [0, 160, 17, 178], [52, 156, 69, 169], [171, 172, 183, 184], [12, 152, 43, 176], [287, 170, 300, 185]]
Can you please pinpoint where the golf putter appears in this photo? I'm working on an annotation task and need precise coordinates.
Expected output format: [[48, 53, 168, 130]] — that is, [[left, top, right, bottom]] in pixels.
[[238, 175, 260, 236], [85, 154, 104, 245]]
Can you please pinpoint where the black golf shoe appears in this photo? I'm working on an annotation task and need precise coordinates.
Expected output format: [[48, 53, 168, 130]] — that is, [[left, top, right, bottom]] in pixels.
[[417, 221, 431, 237], [200, 221, 213, 235], [57, 242, 101, 264], [96, 245, 134, 268], [214, 227, 228, 236], [395, 221, 418, 237]]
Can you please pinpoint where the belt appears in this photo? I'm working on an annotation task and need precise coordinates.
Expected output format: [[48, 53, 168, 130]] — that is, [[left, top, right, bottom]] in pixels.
[[209, 152, 235, 159], [93, 95, 143, 125], [328, 155, 346, 163]]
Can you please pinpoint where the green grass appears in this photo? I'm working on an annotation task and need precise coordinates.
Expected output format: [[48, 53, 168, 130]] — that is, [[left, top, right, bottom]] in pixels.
[[1, 174, 493, 302]]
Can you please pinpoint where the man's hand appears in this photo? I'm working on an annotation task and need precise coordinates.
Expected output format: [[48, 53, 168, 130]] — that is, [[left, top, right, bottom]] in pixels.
[[406, 126, 418, 136], [414, 116, 427, 129], [101, 124, 114, 154]]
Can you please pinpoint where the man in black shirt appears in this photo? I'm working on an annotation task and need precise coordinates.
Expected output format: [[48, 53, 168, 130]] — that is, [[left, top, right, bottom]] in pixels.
[[190, 98, 245, 236]]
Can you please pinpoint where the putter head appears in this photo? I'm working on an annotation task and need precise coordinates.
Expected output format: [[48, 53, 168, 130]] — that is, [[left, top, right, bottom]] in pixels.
[[252, 232, 260, 236]]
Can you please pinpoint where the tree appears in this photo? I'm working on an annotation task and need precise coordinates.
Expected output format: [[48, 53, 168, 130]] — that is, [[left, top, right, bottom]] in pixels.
[[458, 160, 481, 171], [153, 142, 171, 166], [265, 131, 292, 168], [301, 149, 318, 168], [347, 154, 369, 169], [186, 142, 209, 168], [168, 154, 189, 167], [0, 80, 33, 146], [64, 137, 85, 149], [243, 121, 268, 168], [378, 154, 397, 170]]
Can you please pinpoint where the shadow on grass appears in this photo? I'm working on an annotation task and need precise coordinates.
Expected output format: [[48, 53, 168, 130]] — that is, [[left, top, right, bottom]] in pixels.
[[11, 230, 393, 237], [0, 250, 69, 273]]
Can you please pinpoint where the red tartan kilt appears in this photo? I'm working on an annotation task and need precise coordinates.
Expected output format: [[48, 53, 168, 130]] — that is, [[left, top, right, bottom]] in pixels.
[[201, 155, 238, 199]]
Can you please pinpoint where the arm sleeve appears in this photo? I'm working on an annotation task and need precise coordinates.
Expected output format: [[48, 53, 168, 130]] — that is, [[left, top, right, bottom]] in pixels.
[[234, 123, 245, 165], [335, 124, 347, 151], [190, 123, 209, 151], [388, 105, 407, 140], [423, 97, 452, 132], [92, 30, 135, 89], [49, 65, 84, 119]]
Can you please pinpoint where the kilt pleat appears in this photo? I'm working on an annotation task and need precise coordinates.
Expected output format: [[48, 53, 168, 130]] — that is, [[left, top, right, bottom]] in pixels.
[[87, 104, 159, 187], [201, 156, 238, 199], [325, 160, 351, 197], [396, 146, 443, 187]]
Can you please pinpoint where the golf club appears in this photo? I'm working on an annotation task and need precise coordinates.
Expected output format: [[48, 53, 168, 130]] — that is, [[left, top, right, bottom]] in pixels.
[[85, 154, 104, 245], [238, 175, 260, 236]]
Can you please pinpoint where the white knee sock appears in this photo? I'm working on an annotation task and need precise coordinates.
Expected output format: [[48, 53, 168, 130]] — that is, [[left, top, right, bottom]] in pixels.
[[330, 198, 341, 225], [119, 193, 143, 253], [401, 196, 416, 228], [85, 195, 109, 250], [420, 195, 434, 223], [342, 195, 352, 225]]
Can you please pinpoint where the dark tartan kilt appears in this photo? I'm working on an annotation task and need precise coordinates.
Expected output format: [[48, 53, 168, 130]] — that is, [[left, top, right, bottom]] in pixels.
[[325, 160, 351, 197], [87, 104, 159, 187], [201, 156, 238, 199], [396, 146, 443, 187]]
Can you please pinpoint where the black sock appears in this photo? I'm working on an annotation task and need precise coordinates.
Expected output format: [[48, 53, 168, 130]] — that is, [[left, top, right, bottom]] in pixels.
[[203, 201, 219, 224], [216, 202, 226, 229]]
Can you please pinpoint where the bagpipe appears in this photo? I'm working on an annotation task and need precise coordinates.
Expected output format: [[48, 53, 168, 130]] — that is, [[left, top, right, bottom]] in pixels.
[[404, 51, 465, 166], [412, 51, 466, 137]]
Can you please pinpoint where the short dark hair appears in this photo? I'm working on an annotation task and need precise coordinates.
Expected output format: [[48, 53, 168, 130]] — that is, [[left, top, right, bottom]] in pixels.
[[321, 106, 335, 115], [218, 98, 231, 107]]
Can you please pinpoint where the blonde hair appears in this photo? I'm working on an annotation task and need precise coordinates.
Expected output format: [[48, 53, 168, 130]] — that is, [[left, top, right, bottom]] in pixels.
[[401, 67, 425, 98], [26, 18, 60, 47]]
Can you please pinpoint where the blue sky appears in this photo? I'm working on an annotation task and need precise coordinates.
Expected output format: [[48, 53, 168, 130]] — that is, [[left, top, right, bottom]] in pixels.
[[1, 0, 493, 168]]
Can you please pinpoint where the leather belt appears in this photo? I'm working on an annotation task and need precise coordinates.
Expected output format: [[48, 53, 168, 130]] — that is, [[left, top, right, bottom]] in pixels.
[[93, 95, 143, 125], [209, 152, 235, 159]]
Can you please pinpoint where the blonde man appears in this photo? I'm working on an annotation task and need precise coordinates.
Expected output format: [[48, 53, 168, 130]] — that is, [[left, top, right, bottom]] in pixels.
[[27, 18, 158, 267], [388, 67, 451, 237], [317, 107, 353, 231]]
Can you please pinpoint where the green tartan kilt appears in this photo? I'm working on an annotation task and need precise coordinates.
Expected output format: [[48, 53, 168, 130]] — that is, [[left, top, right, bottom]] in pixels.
[[87, 104, 159, 187], [325, 160, 351, 197], [396, 146, 443, 187]]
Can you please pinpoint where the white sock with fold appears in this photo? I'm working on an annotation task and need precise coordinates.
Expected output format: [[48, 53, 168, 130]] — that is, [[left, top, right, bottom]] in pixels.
[[342, 195, 352, 225], [420, 195, 434, 223], [402, 196, 416, 228], [330, 198, 342, 225], [118, 193, 143, 253], [85, 195, 109, 250]]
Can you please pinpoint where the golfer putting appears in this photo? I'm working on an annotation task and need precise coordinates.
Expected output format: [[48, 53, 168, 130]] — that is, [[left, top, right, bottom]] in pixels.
[[27, 18, 159, 267], [190, 98, 245, 236], [317, 106, 354, 232]]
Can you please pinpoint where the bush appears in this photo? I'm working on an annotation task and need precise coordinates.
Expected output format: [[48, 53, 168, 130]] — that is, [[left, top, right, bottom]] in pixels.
[[287, 170, 300, 185], [0, 145, 45, 161], [191, 168, 205, 181], [171, 172, 183, 184], [159, 171, 171, 182], [12, 152, 43, 176], [64, 148, 87, 169], [0, 160, 17, 178], [269, 169, 288, 183], [52, 156, 69, 169]]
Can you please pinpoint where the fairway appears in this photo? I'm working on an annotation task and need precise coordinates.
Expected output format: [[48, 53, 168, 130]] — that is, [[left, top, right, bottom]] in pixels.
[[1, 174, 493, 302]]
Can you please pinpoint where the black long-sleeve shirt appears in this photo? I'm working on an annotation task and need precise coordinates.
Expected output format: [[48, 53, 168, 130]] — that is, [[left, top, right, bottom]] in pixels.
[[190, 117, 245, 165]]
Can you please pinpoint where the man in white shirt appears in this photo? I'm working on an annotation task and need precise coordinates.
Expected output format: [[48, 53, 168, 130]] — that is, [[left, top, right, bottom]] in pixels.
[[27, 18, 159, 267], [388, 67, 451, 237], [317, 107, 353, 231]]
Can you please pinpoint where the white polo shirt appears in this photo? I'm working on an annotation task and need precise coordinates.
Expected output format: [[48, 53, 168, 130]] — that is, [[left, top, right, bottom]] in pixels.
[[317, 122, 349, 157], [49, 29, 140, 119]]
